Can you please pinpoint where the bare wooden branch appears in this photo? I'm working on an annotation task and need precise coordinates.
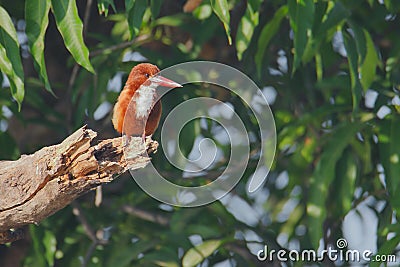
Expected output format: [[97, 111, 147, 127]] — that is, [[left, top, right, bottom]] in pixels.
[[0, 125, 158, 243]]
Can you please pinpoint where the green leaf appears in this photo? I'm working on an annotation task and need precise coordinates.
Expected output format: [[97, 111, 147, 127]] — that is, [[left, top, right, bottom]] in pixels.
[[182, 239, 222, 267], [369, 235, 400, 267], [210, 0, 232, 45], [235, 0, 262, 60], [312, 1, 328, 34], [288, 0, 315, 74], [28, 226, 48, 267], [0, 131, 20, 160], [359, 30, 379, 90], [315, 1, 350, 41], [334, 149, 357, 215], [315, 52, 323, 81], [348, 21, 367, 64], [192, 3, 213, 20], [384, 0, 400, 12], [125, 0, 134, 11], [343, 30, 362, 113], [126, 0, 147, 39], [379, 116, 400, 213], [179, 119, 199, 158], [143, 247, 179, 267], [307, 122, 364, 248], [347, 23, 379, 91], [150, 0, 163, 20], [255, 5, 288, 76], [97, 0, 116, 16], [0, 6, 25, 110], [106, 240, 155, 267], [153, 261, 179, 267], [25, 0, 54, 95], [43, 230, 57, 266], [154, 14, 188, 27], [301, 1, 350, 65], [186, 224, 221, 239], [51, 0, 94, 73]]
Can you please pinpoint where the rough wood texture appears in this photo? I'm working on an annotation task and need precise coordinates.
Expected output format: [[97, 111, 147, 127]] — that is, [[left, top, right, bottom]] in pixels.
[[0, 125, 158, 243]]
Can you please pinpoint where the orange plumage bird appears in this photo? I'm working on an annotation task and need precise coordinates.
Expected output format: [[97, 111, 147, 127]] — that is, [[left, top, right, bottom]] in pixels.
[[112, 63, 182, 139]]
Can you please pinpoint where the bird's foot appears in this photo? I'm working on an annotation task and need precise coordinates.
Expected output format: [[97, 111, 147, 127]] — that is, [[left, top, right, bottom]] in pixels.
[[141, 132, 146, 143], [123, 135, 131, 147]]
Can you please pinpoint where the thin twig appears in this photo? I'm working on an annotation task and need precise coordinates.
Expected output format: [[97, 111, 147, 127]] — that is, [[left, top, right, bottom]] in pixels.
[[83, 0, 93, 38], [90, 34, 152, 57], [71, 201, 98, 242], [82, 241, 97, 267], [67, 64, 80, 91], [72, 201, 109, 267], [122, 205, 169, 226]]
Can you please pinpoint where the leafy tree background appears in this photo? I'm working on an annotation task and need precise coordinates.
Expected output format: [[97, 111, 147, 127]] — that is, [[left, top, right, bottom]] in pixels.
[[0, 0, 400, 266]]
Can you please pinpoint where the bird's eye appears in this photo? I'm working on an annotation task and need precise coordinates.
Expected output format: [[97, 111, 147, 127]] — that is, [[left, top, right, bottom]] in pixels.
[[145, 73, 150, 78]]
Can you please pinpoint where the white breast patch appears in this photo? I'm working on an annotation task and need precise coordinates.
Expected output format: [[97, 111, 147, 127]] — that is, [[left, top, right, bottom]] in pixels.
[[134, 83, 157, 118]]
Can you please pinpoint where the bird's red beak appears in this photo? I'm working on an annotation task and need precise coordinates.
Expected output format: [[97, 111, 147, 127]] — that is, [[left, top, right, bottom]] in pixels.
[[151, 75, 182, 88]]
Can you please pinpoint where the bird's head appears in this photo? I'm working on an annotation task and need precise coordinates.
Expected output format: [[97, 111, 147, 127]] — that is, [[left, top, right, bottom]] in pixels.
[[126, 63, 182, 92]]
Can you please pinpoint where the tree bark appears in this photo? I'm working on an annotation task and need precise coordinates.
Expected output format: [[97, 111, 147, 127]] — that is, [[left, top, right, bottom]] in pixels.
[[0, 125, 158, 244]]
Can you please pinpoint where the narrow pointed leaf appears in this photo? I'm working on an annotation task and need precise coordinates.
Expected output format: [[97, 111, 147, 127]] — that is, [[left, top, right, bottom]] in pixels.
[[150, 0, 163, 20], [360, 30, 379, 90], [370, 235, 400, 267], [255, 5, 288, 76], [182, 239, 222, 267], [312, 1, 328, 34], [288, 0, 315, 73], [43, 230, 56, 266], [126, 0, 147, 39], [97, 0, 116, 16], [301, 1, 350, 64], [384, 0, 400, 12], [25, 0, 53, 94], [0, 6, 24, 109], [125, 0, 135, 11], [343, 30, 362, 113], [349, 22, 367, 63], [51, 0, 94, 73], [315, 1, 350, 41], [211, 0, 232, 45], [307, 122, 364, 248], [236, 0, 262, 60], [379, 116, 400, 213], [335, 149, 357, 215], [347, 23, 379, 91]]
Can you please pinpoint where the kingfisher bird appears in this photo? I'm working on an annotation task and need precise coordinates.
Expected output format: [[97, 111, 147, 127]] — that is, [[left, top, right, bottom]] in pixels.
[[112, 63, 182, 140]]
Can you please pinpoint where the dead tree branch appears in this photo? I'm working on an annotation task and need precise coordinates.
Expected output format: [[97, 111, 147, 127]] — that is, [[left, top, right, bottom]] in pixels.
[[0, 125, 158, 244]]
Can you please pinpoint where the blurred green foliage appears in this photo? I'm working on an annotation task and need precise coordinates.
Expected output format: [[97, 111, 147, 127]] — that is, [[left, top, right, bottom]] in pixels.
[[1, 0, 400, 266]]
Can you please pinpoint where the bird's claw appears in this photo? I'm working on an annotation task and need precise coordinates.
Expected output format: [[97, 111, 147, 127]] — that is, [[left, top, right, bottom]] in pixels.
[[123, 135, 131, 148], [141, 132, 146, 143]]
